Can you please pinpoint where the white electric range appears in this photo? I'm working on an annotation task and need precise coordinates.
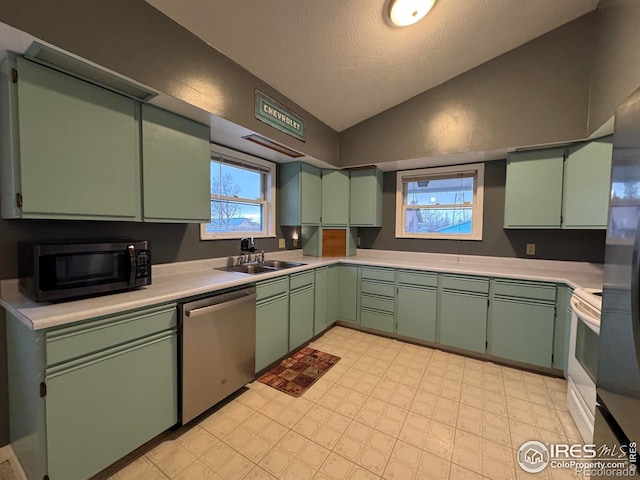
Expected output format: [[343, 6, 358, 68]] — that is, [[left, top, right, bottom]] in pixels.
[[567, 287, 602, 443]]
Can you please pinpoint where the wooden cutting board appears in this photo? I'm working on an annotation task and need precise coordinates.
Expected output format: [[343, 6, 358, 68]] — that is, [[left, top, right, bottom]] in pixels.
[[322, 229, 346, 257]]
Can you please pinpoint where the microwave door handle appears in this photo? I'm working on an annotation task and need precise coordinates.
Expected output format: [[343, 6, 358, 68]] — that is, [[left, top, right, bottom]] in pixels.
[[127, 244, 136, 285]]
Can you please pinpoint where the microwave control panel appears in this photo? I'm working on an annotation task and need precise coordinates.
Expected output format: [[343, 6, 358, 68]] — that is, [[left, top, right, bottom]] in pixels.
[[136, 250, 151, 278]]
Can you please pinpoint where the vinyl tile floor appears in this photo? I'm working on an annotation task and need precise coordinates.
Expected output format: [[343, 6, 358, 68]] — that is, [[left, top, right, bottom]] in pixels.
[[103, 326, 584, 480]]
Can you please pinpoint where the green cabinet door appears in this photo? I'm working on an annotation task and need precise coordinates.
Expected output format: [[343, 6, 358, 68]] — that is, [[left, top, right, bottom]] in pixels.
[[45, 331, 177, 480], [397, 285, 437, 342], [314, 267, 329, 335], [554, 286, 572, 375], [290, 286, 315, 350], [255, 294, 289, 372], [488, 298, 555, 367], [504, 148, 565, 228], [141, 105, 210, 222], [327, 265, 339, 325], [279, 162, 321, 225], [350, 168, 383, 226], [322, 170, 349, 225], [562, 137, 613, 229], [12, 56, 141, 220], [439, 292, 488, 353], [338, 265, 359, 324]]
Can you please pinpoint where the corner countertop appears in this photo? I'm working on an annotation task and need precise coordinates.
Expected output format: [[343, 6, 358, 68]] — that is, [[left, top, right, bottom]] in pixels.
[[0, 249, 603, 331]]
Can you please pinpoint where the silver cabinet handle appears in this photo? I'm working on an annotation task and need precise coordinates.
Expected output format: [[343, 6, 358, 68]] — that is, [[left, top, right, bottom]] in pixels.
[[185, 293, 256, 318]]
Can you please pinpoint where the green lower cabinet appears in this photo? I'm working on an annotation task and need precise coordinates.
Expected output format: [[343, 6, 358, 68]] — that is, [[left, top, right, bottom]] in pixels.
[[45, 332, 177, 480], [439, 291, 488, 353], [289, 286, 315, 350], [360, 308, 394, 333], [488, 298, 555, 367], [397, 285, 437, 342], [255, 294, 289, 372], [554, 286, 573, 375], [327, 265, 339, 325], [338, 265, 359, 324], [314, 267, 329, 335]]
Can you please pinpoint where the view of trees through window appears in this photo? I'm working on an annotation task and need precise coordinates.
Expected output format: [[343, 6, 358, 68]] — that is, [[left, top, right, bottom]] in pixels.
[[404, 175, 474, 234], [205, 159, 265, 234]]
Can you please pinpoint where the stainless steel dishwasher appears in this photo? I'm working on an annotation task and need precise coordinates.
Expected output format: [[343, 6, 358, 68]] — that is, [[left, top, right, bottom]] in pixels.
[[181, 286, 256, 424]]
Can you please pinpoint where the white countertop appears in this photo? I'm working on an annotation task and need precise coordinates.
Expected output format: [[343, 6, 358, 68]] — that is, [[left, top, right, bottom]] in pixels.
[[0, 249, 603, 331]]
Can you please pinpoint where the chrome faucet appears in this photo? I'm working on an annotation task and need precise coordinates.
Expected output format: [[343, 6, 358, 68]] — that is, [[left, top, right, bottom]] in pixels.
[[238, 238, 262, 264]]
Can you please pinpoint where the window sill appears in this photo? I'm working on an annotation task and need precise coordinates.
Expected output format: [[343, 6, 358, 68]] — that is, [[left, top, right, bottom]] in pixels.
[[396, 234, 482, 241], [200, 234, 276, 241]]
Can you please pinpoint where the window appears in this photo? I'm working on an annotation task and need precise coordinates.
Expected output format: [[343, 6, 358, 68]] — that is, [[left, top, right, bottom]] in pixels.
[[395, 163, 484, 240], [200, 146, 276, 240]]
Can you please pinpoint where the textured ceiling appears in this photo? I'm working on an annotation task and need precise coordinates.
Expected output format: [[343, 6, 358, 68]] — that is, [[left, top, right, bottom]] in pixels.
[[145, 0, 598, 132]]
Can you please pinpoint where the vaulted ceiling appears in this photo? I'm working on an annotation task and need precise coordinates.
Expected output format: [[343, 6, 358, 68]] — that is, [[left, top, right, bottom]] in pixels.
[[145, 0, 599, 132]]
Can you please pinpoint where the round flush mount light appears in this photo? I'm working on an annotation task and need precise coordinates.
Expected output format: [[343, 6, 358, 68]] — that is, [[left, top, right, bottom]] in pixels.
[[387, 0, 437, 27]]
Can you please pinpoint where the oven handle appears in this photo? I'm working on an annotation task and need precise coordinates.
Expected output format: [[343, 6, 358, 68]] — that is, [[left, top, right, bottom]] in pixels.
[[570, 296, 600, 332]]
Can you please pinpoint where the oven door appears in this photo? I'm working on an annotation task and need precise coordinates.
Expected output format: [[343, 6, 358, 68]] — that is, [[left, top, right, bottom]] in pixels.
[[569, 296, 600, 415], [36, 243, 137, 300]]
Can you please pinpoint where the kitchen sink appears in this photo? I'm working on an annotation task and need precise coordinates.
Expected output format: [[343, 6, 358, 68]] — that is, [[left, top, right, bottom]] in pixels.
[[216, 260, 307, 274], [261, 260, 306, 269], [217, 264, 277, 274]]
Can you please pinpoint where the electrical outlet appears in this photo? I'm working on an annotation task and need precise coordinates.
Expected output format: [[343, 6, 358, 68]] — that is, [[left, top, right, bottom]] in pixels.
[[278, 238, 285, 249], [357, 237, 361, 247], [526, 243, 536, 255]]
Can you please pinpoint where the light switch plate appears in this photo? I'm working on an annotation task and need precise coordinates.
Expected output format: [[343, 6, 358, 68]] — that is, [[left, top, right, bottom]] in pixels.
[[526, 243, 536, 255], [278, 238, 285, 248], [357, 237, 361, 247]]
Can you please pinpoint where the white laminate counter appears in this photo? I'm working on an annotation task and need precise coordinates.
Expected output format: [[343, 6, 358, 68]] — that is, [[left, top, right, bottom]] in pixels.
[[0, 249, 603, 331]]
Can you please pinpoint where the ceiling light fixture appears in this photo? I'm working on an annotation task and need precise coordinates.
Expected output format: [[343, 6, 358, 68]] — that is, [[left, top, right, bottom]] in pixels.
[[387, 0, 437, 27]]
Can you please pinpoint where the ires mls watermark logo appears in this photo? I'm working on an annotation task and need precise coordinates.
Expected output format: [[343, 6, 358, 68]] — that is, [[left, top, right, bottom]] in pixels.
[[517, 441, 638, 476]]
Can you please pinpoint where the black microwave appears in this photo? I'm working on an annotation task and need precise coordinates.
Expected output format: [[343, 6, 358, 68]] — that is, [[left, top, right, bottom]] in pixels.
[[18, 240, 151, 302]]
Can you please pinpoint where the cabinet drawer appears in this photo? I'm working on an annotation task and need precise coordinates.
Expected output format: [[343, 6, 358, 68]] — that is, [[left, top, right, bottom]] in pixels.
[[45, 331, 177, 480], [361, 280, 395, 298], [361, 294, 394, 313], [45, 304, 177, 366], [360, 308, 394, 333], [442, 274, 489, 294], [397, 270, 437, 287], [493, 279, 556, 302], [361, 267, 395, 283], [290, 270, 314, 290], [257, 277, 289, 301]]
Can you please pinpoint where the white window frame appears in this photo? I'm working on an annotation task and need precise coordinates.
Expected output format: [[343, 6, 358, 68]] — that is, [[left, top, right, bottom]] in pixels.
[[395, 163, 485, 240], [200, 145, 276, 240]]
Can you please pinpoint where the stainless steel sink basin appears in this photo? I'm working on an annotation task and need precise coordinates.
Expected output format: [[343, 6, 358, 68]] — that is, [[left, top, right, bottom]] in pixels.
[[216, 260, 306, 274], [216, 264, 278, 274], [261, 260, 307, 269]]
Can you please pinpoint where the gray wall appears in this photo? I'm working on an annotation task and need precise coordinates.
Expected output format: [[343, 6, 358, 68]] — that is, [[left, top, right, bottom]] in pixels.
[[358, 163, 606, 263], [588, 0, 640, 132], [0, 0, 340, 166], [340, 14, 594, 167]]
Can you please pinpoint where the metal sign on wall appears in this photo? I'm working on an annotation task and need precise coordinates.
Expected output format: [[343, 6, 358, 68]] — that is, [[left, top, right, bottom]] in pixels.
[[255, 90, 306, 142]]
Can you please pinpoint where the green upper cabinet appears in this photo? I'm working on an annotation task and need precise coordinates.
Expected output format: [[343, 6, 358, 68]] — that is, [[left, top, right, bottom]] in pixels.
[[562, 137, 613, 229], [321, 169, 350, 225], [141, 105, 211, 223], [280, 162, 321, 225], [504, 148, 565, 228], [350, 168, 383, 227], [1, 54, 141, 220]]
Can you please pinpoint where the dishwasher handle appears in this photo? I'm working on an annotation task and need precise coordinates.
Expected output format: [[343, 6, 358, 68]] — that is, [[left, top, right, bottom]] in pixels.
[[185, 292, 256, 318]]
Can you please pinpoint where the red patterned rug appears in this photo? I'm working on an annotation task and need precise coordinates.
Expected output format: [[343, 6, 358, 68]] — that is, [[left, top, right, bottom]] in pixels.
[[257, 347, 341, 397]]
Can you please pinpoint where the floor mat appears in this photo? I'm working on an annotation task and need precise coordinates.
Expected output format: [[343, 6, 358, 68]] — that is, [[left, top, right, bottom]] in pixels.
[[258, 346, 341, 397]]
